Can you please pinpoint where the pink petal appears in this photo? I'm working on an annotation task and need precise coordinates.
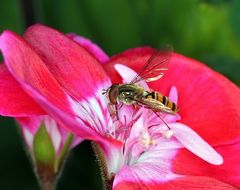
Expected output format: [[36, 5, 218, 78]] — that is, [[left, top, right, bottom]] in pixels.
[[0, 64, 45, 116], [173, 139, 240, 188], [113, 147, 179, 189], [0, 30, 99, 140], [128, 109, 147, 139], [17, 116, 42, 149], [97, 138, 124, 174], [16, 116, 42, 134], [44, 116, 62, 152], [17, 116, 83, 153], [124, 111, 147, 158], [113, 136, 236, 189], [104, 47, 154, 84], [0, 30, 72, 114], [169, 122, 223, 165], [104, 47, 240, 146], [70, 136, 84, 148], [21, 127, 34, 149], [168, 86, 178, 104], [163, 114, 181, 123], [67, 33, 109, 63], [117, 105, 135, 126], [24, 85, 105, 141], [114, 64, 148, 89], [157, 53, 240, 146], [114, 176, 239, 190], [54, 121, 84, 149], [24, 24, 110, 100]]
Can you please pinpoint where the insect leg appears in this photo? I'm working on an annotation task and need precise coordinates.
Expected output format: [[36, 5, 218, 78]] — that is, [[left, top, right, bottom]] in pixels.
[[153, 111, 171, 130], [118, 102, 124, 110], [130, 97, 171, 130], [114, 102, 124, 120], [115, 103, 119, 120]]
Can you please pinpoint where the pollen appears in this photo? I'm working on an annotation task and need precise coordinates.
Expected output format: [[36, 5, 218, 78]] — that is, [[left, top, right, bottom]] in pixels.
[[162, 129, 174, 139], [139, 132, 156, 149]]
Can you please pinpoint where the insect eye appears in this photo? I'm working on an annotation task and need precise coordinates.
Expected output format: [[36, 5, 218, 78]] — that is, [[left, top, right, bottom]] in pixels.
[[109, 85, 119, 104]]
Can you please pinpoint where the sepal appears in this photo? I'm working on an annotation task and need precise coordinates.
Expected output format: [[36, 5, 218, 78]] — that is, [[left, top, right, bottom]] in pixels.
[[33, 124, 55, 169], [17, 116, 79, 189]]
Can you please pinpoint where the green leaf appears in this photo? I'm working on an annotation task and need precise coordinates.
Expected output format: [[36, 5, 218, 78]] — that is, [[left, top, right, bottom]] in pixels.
[[33, 124, 55, 168]]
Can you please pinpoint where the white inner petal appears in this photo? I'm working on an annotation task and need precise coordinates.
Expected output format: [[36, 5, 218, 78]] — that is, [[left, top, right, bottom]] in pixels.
[[22, 127, 34, 149], [68, 82, 114, 136], [170, 122, 223, 165], [168, 86, 178, 104], [114, 64, 149, 89], [44, 116, 62, 152]]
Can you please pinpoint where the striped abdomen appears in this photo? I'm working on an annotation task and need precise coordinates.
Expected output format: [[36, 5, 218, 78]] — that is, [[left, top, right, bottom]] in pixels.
[[144, 91, 178, 113]]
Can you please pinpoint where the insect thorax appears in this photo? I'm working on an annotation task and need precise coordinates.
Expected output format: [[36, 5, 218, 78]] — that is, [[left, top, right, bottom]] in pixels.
[[118, 84, 144, 104]]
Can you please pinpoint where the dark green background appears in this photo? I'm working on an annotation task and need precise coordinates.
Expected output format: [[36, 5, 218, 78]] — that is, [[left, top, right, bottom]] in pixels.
[[0, 0, 239, 189]]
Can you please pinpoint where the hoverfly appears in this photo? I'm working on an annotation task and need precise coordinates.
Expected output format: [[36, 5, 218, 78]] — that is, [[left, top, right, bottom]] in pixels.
[[103, 49, 178, 122]]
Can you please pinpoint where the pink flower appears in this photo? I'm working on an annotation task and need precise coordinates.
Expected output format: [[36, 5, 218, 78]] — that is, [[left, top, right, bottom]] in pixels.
[[97, 64, 224, 190], [0, 24, 240, 189], [0, 52, 82, 187], [17, 116, 81, 156], [104, 48, 240, 189], [0, 63, 81, 163]]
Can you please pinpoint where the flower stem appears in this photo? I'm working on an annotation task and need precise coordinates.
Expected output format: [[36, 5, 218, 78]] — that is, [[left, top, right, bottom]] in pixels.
[[92, 142, 114, 190], [37, 134, 74, 190], [36, 163, 56, 190]]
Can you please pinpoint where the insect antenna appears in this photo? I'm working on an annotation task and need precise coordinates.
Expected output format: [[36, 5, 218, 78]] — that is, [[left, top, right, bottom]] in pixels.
[[102, 89, 108, 95]]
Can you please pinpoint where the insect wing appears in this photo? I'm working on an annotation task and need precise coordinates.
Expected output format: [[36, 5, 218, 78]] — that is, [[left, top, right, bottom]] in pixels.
[[135, 97, 174, 113], [130, 49, 172, 84]]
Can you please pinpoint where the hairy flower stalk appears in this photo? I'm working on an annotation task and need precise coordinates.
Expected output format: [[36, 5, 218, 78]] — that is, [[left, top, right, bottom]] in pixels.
[[92, 142, 115, 190], [17, 116, 81, 190]]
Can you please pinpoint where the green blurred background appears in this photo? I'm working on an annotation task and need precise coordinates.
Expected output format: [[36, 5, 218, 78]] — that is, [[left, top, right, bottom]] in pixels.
[[0, 0, 239, 189]]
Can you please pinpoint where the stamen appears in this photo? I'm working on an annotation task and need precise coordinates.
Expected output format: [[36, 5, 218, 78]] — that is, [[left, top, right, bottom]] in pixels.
[[139, 132, 156, 149], [162, 130, 174, 139]]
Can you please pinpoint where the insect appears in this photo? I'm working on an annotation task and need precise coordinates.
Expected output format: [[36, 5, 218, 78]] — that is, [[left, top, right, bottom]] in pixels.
[[103, 49, 178, 119]]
